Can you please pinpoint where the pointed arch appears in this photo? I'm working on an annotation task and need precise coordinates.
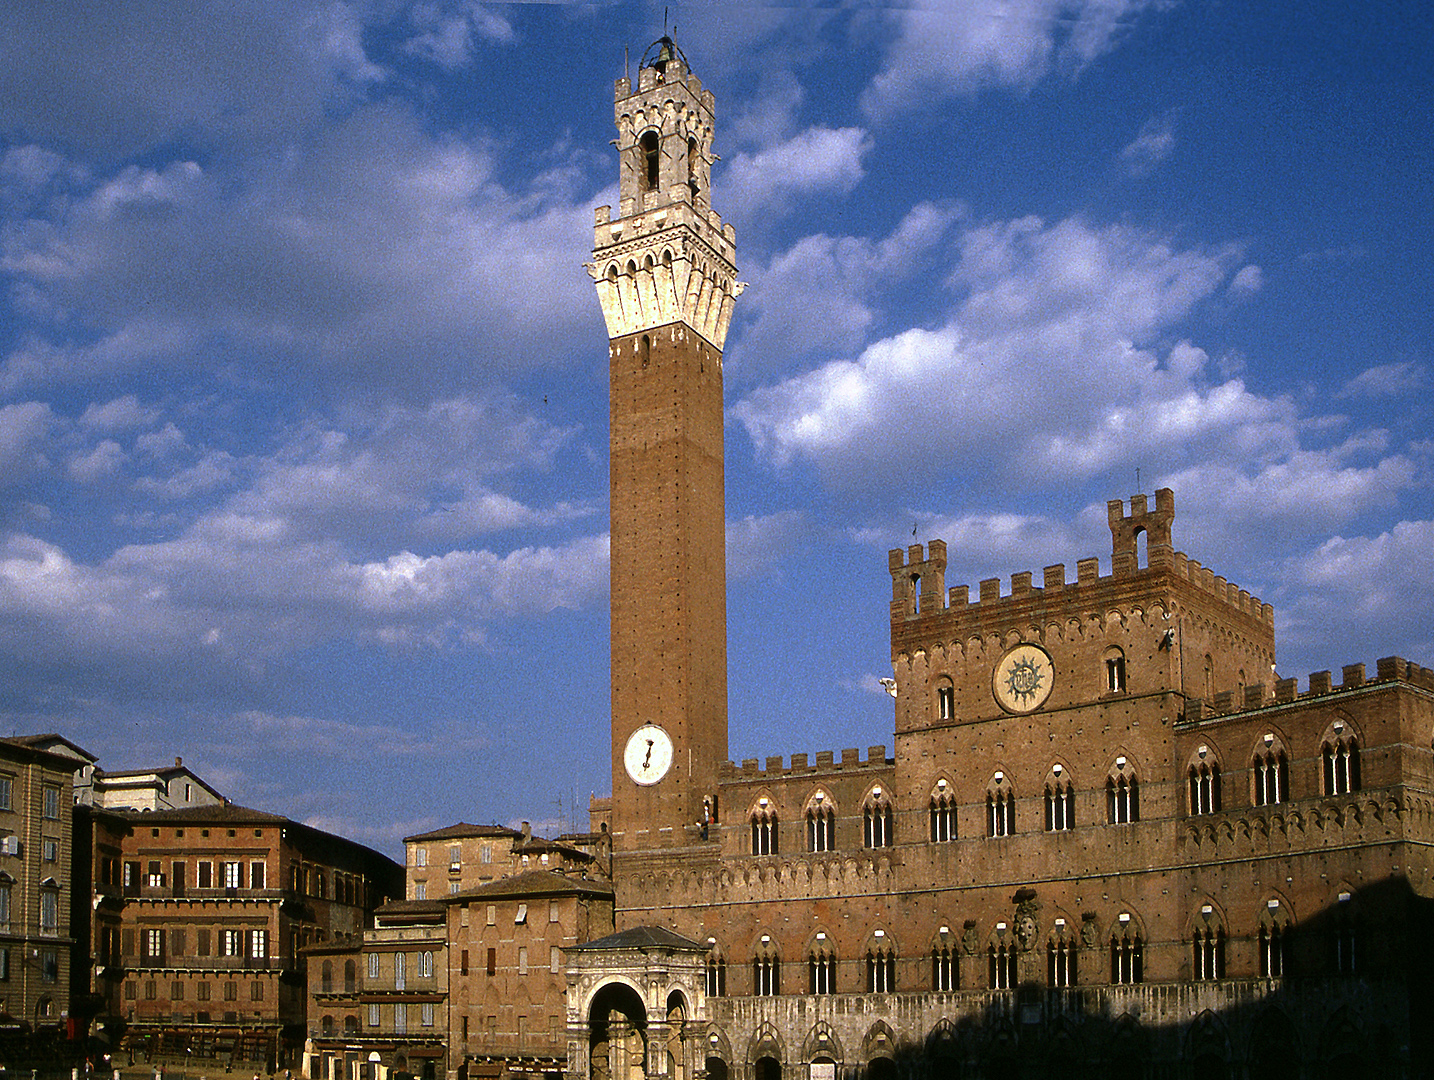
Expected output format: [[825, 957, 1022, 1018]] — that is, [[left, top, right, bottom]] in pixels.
[[929, 775, 957, 842]]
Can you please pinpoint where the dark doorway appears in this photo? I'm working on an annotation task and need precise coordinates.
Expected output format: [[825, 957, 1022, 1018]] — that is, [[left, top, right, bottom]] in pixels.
[[754, 1057, 781, 1080]]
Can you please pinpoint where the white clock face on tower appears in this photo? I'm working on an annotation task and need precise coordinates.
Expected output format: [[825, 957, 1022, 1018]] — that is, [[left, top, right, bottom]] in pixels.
[[624, 724, 674, 786], [992, 643, 1055, 714]]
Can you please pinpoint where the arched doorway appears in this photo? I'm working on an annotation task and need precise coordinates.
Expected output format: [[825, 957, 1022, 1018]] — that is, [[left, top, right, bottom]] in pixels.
[[866, 1058, 897, 1080], [705, 1059, 729, 1080], [588, 982, 648, 1080], [754, 1057, 781, 1080]]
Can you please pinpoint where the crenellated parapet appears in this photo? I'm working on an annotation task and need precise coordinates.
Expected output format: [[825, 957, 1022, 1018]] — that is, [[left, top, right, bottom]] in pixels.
[[889, 490, 1272, 629], [719, 745, 892, 780], [1183, 656, 1434, 722]]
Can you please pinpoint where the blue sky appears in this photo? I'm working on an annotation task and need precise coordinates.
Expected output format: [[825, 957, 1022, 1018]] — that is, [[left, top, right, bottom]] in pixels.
[[1, 1, 1430, 857]]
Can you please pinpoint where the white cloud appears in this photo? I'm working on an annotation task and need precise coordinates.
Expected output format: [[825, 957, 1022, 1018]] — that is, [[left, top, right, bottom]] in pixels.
[[1119, 110, 1178, 177], [723, 127, 871, 220], [0, 401, 54, 484], [1228, 264, 1264, 298], [861, 0, 1166, 119], [67, 439, 125, 483], [80, 395, 160, 432], [2, 105, 602, 394], [405, 1, 517, 68], [0, 0, 385, 154], [1278, 520, 1434, 665], [732, 202, 963, 375], [1341, 361, 1427, 398], [734, 215, 1260, 488], [727, 511, 808, 580]]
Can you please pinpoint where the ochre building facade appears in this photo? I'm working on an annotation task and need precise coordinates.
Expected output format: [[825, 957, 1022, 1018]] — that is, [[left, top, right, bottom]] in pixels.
[[574, 36, 1434, 1080]]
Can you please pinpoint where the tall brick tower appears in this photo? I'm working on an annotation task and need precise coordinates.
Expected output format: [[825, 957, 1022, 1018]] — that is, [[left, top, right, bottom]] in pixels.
[[590, 38, 741, 851]]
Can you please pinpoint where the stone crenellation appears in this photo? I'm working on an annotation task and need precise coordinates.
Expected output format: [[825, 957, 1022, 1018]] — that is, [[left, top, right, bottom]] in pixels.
[[720, 745, 891, 779], [890, 542, 1274, 628], [1183, 656, 1434, 722]]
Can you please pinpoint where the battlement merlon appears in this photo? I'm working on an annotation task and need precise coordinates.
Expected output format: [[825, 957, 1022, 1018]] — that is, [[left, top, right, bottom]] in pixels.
[[1182, 656, 1434, 723], [889, 540, 946, 622], [719, 745, 894, 781], [888, 490, 1274, 628], [1109, 487, 1175, 575]]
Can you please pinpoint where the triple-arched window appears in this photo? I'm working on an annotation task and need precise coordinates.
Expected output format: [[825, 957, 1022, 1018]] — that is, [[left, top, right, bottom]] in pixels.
[[1322, 724, 1360, 796], [808, 935, 836, 995], [1107, 758, 1139, 824], [1189, 749, 1222, 815], [1252, 735, 1289, 805], [987, 775, 1015, 837], [806, 792, 835, 853], [864, 788, 893, 848], [1047, 920, 1077, 988], [866, 935, 896, 992], [751, 802, 778, 856], [929, 780, 956, 842], [1191, 906, 1225, 980], [1044, 765, 1073, 832], [1110, 914, 1144, 984]]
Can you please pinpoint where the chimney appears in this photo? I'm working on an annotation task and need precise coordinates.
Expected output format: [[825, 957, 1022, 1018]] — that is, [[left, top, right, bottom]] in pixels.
[[520, 821, 531, 842]]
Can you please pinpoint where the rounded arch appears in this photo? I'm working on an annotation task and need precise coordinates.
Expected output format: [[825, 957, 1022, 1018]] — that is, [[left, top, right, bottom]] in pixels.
[[1102, 644, 1128, 693], [588, 981, 648, 1080]]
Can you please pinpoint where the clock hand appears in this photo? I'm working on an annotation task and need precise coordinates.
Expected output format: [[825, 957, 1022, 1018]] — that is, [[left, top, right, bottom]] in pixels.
[[644, 740, 653, 768]]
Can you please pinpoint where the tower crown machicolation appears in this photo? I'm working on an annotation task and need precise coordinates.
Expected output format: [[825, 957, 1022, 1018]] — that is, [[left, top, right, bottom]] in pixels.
[[889, 488, 1273, 627]]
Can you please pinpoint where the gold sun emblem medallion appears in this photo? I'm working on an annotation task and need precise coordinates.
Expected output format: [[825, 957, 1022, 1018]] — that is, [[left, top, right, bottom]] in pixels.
[[993, 644, 1055, 713]]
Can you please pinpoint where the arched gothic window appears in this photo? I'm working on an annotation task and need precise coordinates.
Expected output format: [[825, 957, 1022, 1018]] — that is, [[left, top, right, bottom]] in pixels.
[[931, 936, 958, 991], [929, 780, 956, 842], [935, 676, 954, 720], [1110, 916, 1144, 985], [343, 959, 356, 994], [1044, 766, 1073, 832], [1191, 907, 1225, 981], [1258, 901, 1290, 978], [988, 939, 1017, 990], [1047, 922, 1077, 988], [1103, 646, 1127, 694], [752, 941, 780, 996], [1189, 751, 1221, 815], [321, 960, 333, 994], [987, 776, 1015, 837], [1107, 759, 1139, 824], [1322, 725, 1360, 796], [863, 788, 893, 849], [866, 938, 895, 993], [808, 938, 836, 995], [805, 792, 835, 853], [639, 130, 660, 192], [1333, 891, 1356, 975], [751, 803, 778, 856], [705, 941, 726, 996], [1253, 737, 1289, 806]]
